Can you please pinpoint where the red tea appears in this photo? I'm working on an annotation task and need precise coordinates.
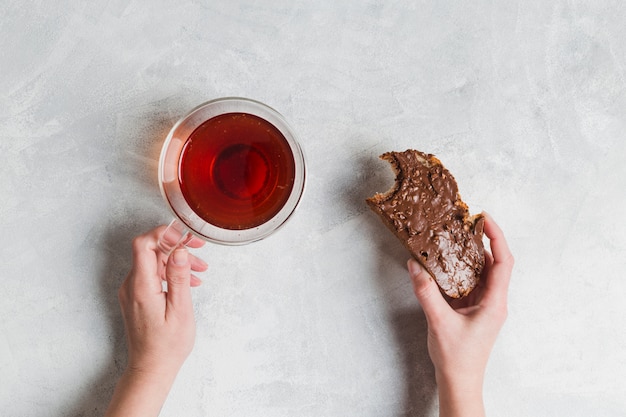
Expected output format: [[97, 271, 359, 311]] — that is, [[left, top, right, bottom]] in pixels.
[[178, 112, 296, 230]]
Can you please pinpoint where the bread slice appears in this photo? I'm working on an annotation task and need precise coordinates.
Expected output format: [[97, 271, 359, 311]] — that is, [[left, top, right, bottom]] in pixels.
[[366, 149, 485, 298]]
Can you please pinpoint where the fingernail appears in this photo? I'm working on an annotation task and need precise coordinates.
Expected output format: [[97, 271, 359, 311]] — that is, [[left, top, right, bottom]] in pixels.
[[407, 259, 422, 276], [172, 248, 188, 265]]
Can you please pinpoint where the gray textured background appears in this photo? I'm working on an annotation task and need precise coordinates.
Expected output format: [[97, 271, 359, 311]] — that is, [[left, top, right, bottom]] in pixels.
[[1, 1, 625, 416]]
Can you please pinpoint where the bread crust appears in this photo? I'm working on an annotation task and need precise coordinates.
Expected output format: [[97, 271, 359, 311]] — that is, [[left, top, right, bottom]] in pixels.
[[366, 149, 484, 298]]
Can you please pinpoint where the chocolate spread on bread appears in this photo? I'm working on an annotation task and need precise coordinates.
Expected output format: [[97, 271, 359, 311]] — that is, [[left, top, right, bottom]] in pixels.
[[366, 149, 485, 298]]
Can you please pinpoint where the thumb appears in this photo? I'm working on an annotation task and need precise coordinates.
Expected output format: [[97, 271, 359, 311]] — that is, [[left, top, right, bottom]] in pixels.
[[165, 248, 192, 311], [407, 259, 449, 323]]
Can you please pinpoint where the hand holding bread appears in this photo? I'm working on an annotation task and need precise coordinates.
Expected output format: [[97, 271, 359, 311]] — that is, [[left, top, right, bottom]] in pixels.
[[408, 213, 514, 417]]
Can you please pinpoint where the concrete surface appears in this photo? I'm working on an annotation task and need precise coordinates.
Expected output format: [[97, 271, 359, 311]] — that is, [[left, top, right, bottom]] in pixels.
[[1, 1, 625, 416]]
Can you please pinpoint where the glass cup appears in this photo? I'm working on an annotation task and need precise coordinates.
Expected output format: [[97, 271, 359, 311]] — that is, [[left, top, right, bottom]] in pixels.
[[156, 97, 306, 253]]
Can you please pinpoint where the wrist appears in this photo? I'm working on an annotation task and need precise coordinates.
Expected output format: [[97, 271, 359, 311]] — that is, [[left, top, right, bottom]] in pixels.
[[435, 371, 485, 417], [105, 367, 179, 417], [126, 352, 186, 383], [435, 368, 484, 389], [123, 361, 182, 394]]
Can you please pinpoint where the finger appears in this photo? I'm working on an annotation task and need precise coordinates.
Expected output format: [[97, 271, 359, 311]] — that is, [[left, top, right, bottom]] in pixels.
[[190, 274, 203, 287], [483, 213, 514, 267], [407, 259, 450, 324], [162, 255, 208, 287], [482, 250, 494, 278], [190, 253, 208, 272], [185, 236, 206, 249], [165, 248, 193, 311], [481, 214, 514, 305], [129, 232, 164, 295]]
